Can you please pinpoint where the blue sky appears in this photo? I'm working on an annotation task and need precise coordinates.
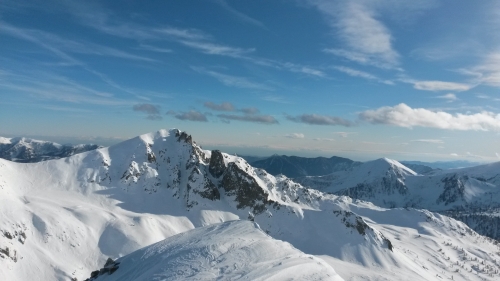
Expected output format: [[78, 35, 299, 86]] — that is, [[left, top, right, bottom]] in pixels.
[[1, 0, 500, 162]]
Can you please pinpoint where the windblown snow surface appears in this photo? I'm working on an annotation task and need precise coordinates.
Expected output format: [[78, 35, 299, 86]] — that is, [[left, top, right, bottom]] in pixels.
[[88, 220, 342, 281], [1, 129, 500, 280]]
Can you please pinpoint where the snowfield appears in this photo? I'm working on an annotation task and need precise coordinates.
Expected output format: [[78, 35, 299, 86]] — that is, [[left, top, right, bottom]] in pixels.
[[88, 220, 343, 281], [1, 129, 500, 281]]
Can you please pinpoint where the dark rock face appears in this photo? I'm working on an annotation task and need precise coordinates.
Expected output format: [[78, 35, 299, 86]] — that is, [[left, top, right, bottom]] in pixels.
[[84, 258, 120, 281], [333, 210, 369, 236], [194, 175, 220, 201], [221, 163, 269, 215], [0, 247, 17, 262], [437, 175, 466, 205], [209, 150, 226, 178]]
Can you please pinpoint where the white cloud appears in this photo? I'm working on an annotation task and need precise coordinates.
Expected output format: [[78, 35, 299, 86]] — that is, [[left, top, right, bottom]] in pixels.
[[312, 137, 335, 142], [413, 81, 472, 92], [450, 153, 458, 157], [180, 40, 255, 58], [436, 93, 458, 102], [333, 66, 393, 84], [284, 133, 305, 139], [137, 44, 173, 53], [214, 0, 266, 29], [469, 52, 500, 88], [192, 67, 272, 90], [359, 103, 500, 131]]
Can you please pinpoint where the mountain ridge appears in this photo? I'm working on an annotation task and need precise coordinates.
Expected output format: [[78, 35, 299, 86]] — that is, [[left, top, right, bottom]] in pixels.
[[0, 136, 101, 163]]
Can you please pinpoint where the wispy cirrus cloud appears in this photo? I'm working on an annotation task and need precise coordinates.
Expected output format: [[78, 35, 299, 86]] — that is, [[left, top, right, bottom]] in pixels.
[[213, 0, 266, 29], [312, 1, 399, 69], [137, 44, 173, 53], [412, 80, 473, 92], [192, 67, 272, 90], [333, 66, 393, 84], [287, 114, 354, 127], [464, 52, 500, 88], [359, 103, 500, 131]]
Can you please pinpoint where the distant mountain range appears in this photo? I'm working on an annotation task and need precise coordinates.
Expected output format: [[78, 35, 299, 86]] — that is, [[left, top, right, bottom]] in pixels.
[[242, 155, 483, 178], [294, 157, 500, 240], [0, 137, 101, 163], [245, 154, 362, 178]]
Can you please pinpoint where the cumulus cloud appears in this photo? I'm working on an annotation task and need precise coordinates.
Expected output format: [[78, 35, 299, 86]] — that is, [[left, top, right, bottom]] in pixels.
[[204, 101, 235, 111], [217, 114, 278, 124], [167, 110, 208, 122], [133, 103, 162, 120], [287, 114, 354, 127], [359, 103, 500, 131], [284, 133, 305, 139], [413, 81, 472, 92]]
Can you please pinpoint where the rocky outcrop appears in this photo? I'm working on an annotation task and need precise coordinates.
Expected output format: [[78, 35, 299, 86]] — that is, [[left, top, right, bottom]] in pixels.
[[84, 258, 120, 281], [436, 175, 466, 206], [221, 163, 270, 215], [209, 150, 226, 178]]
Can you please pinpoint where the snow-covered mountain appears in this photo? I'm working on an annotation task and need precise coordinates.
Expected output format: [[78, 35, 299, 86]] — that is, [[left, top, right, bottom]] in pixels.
[[295, 158, 500, 239], [1, 129, 500, 281], [0, 136, 101, 162]]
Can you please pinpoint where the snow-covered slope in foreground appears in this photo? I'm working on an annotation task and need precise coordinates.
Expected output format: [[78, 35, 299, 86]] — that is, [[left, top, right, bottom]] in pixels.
[[87, 220, 343, 281], [1, 129, 500, 281]]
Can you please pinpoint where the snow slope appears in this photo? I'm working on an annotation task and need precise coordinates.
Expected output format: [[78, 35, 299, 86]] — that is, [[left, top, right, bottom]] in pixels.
[[1, 129, 500, 281], [0, 136, 101, 162], [87, 220, 343, 281]]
